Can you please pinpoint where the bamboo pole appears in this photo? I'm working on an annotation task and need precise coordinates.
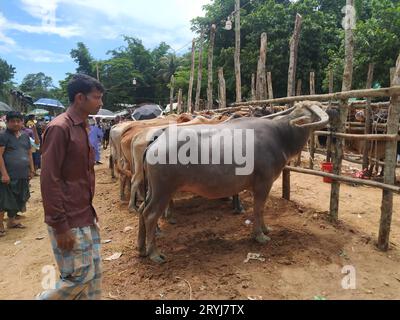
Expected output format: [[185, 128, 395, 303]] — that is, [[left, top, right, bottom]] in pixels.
[[169, 75, 175, 114], [229, 86, 400, 107], [327, 69, 334, 162], [234, 0, 242, 103], [207, 24, 216, 110], [295, 79, 303, 167], [330, 0, 355, 221], [309, 71, 316, 169], [362, 63, 375, 170], [390, 67, 395, 86], [218, 68, 226, 109], [296, 79, 302, 96], [287, 13, 302, 97], [187, 39, 196, 113], [256, 33, 268, 101], [329, 69, 334, 94], [378, 53, 400, 251], [314, 131, 399, 141], [251, 74, 256, 101], [284, 13, 302, 200], [286, 166, 400, 193], [267, 72, 274, 99], [177, 89, 183, 114], [195, 31, 205, 111]]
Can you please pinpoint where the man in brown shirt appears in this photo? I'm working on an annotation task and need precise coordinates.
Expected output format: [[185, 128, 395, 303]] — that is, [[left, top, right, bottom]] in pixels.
[[38, 74, 104, 300]]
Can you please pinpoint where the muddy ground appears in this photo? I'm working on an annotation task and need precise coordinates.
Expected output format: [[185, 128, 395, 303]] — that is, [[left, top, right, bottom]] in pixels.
[[1, 151, 399, 300]]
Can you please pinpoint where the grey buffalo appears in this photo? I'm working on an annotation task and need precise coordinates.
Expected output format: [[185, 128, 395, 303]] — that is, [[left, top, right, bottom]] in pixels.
[[138, 101, 329, 263]]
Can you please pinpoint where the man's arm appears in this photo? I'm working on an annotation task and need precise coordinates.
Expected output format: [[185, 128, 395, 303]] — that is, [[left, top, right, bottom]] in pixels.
[[31, 125, 40, 146], [0, 146, 10, 184], [28, 148, 34, 179], [40, 125, 70, 234]]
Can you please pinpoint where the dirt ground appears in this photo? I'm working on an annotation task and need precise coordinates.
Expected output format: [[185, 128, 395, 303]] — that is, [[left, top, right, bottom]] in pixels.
[[1, 150, 400, 300]]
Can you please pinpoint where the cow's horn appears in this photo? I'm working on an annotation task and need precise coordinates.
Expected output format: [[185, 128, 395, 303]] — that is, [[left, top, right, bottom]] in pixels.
[[297, 104, 329, 129], [261, 106, 296, 119]]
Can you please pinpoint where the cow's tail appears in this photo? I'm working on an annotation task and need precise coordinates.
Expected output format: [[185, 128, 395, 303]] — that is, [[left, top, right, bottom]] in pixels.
[[141, 128, 167, 212]]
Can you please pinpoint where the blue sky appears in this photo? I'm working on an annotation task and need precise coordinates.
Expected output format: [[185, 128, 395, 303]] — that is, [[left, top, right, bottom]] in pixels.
[[0, 0, 211, 86]]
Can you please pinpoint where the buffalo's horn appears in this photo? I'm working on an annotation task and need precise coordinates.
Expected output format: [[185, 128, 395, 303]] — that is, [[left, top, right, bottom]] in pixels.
[[297, 104, 329, 129], [261, 106, 296, 119]]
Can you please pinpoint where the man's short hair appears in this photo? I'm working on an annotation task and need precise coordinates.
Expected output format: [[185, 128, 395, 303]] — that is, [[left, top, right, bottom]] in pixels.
[[67, 73, 105, 103], [6, 111, 23, 121]]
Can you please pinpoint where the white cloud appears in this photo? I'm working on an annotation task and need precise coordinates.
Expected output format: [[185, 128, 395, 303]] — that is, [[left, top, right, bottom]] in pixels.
[[0, 12, 16, 45], [16, 48, 70, 63]]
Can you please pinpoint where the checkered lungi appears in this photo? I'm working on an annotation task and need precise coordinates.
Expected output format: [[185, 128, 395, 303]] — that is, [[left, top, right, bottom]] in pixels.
[[38, 225, 102, 300]]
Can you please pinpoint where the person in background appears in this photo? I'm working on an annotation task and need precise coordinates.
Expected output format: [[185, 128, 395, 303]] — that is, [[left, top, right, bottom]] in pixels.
[[89, 118, 104, 165], [0, 111, 35, 236], [102, 119, 111, 150]]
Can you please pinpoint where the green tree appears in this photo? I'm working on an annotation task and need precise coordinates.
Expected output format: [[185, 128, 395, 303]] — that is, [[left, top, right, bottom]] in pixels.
[[19, 72, 56, 101], [70, 42, 96, 77], [0, 58, 16, 101]]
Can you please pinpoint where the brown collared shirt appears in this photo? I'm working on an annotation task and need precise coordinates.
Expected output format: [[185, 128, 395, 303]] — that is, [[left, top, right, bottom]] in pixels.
[[41, 107, 97, 234]]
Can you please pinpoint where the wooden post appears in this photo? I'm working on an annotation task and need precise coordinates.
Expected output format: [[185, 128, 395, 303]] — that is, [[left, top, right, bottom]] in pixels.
[[390, 67, 395, 86], [195, 31, 205, 111], [295, 79, 302, 167], [296, 79, 302, 96], [267, 72, 274, 99], [283, 12, 301, 200], [309, 71, 316, 169], [329, 69, 334, 94], [378, 54, 400, 251], [287, 13, 302, 97], [187, 39, 196, 113], [362, 63, 375, 170], [177, 89, 183, 114], [309, 72, 315, 95], [326, 69, 334, 162], [218, 68, 226, 109], [169, 75, 175, 114], [234, 0, 242, 103], [329, 0, 354, 221], [251, 73, 256, 101], [256, 33, 268, 101], [207, 24, 216, 110], [282, 168, 291, 201]]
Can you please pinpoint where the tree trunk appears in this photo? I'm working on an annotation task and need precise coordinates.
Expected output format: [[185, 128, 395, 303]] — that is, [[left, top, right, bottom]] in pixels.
[[218, 68, 226, 109], [309, 71, 316, 169], [256, 33, 268, 101], [330, 0, 354, 221], [195, 31, 205, 111], [169, 75, 175, 114], [378, 54, 400, 251], [207, 24, 216, 110], [177, 89, 183, 114], [187, 39, 196, 113], [362, 63, 374, 170], [234, 0, 242, 103], [287, 13, 302, 97], [267, 72, 274, 99], [251, 73, 256, 101]]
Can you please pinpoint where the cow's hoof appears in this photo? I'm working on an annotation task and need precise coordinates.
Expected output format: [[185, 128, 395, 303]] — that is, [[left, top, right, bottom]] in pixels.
[[254, 233, 271, 244], [128, 203, 138, 214], [262, 225, 273, 235], [166, 216, 177, 225], [138, 248, 147, 257], [155, 226, 164, 238], [233, 207, 246, 215], [150, 252, 166, 264]]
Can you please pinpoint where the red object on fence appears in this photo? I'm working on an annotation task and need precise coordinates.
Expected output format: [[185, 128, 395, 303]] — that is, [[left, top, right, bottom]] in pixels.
[[321, 162, 333, 183]]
